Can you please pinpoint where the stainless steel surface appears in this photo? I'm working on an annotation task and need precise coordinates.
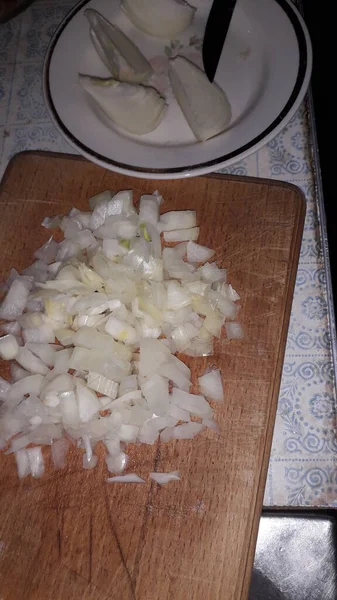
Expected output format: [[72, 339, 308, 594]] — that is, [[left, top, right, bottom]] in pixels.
[[249, 512, 337, 599]]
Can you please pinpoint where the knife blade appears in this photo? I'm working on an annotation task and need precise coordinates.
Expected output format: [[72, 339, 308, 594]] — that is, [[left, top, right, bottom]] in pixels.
[[202, 0, 237, 83]]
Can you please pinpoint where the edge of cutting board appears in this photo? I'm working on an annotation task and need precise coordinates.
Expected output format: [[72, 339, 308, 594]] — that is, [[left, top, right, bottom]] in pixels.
[[0, 151, 306, 600]]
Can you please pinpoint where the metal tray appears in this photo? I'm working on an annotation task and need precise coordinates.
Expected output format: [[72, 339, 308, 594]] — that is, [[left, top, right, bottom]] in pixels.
[[249, 510, 337, 599]]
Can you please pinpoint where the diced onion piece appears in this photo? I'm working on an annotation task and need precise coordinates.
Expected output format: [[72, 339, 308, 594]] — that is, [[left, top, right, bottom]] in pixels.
[[225, 322, 244, 339], [141, 374, 169, 415], [51, 438, 70, 469], [27, 446, 44, 478], [1, 320, 21, 336], [150, 470, 180, 485], [106, 474, 145, 483], [171, 388, 213, 418], [187, 241, 215, 263], [105, 451, 128, 473], [76, 382, 101, 423], [198, 369, 224, 402], [0, 334, 19, 360], [26, 342, 57, 367], [10, 364, 30, 382], [163, 227, 199, 242], [8, 374, 44, 402], [59, 391, 79, 426], [0, 376, 11, 399], [87, 371, 119, 398], [83, 454, 98, 469], [203, 417, 221, 433], [173, 422, 204, 439], [105, 314, 138, 344], [34, 237, 58, 264], [118, 424, 139, 443], [22, 324, 55, 344], [16, 347, 49, 376], [15, 449, 30, 479], [159, 210, 196, 232], [0, 278, 31, 320]]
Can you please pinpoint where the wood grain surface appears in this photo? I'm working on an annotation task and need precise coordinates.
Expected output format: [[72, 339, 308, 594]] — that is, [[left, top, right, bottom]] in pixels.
[[0, 152, 305, 600]]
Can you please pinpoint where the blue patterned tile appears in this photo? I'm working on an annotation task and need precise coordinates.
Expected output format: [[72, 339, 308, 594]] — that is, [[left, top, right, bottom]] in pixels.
[[1, 122, 74, 177], [0, 13, 21, 64], [16, 1, 76, 62], [257, 105, 313, 180], [7, 63, 49, 124], [265, 459, 337, 506], [218, 152, 258, 177], [0, 64, 14, 126]]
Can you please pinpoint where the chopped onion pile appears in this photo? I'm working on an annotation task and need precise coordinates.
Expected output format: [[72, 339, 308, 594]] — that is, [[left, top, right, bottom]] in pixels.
[[0, 188, 243, 480]]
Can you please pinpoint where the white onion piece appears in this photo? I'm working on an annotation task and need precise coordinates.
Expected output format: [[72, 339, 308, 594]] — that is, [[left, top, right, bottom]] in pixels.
[[163, 227, 200, 242], [105, 315, 138, 344], [121, 0, 195, 38], [0, 278, 31, 320], [0, 376, 11, 399], [199, 262, 227, 284], [15, 449, 30, 479], [159, 210, 196, 232], [51, 438, 70, 468], [76, 382, 101, 423], [59, 391, 79, 426], [198, 369, 224, 402], [83, 454, 98, 469], [150, 470, 180, 485], [7, 374, 44, 403], [1, 321, 21, 336], [160, 426, 175, 442], [26, 342, 57, 367], [85, 9, 153, 83], [171, 388, 213, 418], [22, 324, 55, 344], [105, 451, 128, 473], [203, 417, 220, 434], [79, 75, 166, 136], [0, 334, 19, 360], [141, 374, 169, 416], [225, 322, 244, 339], [158, 362, 190, 392], [173, 422, 204, 439], [105, 436, 121, 456], [10, 364, 30, 382], [106, 474, 145, 483], [55, 327, 73, 346], [187, 241, 215, 264], [27, 446, 44, 478], [34, 237, 58, 264], [87, 371, 118, 398], [118, 424, 139, 443], [168, 404, 190, 422], [169, 56, 231, 141], [16, 347, 49, 376], [118, 374, 138, 397]]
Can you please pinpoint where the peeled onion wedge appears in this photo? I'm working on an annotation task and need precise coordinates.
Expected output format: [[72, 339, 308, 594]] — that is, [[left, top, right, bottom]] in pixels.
[[85, 9, 153, 83], [121, 0, 195, 39], [79, 75, 166, 135], [169, 56, 231, 141]]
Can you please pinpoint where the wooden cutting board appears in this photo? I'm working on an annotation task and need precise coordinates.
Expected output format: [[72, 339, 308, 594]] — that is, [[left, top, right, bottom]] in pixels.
[[0, 152, 305, 600]]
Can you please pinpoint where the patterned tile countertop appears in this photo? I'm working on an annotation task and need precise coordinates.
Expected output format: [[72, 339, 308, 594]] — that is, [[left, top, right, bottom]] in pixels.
[[0, 0, 336, 506]]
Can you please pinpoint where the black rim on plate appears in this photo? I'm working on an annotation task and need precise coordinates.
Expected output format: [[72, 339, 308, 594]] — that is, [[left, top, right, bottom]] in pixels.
[[44, 0, 309, 175]]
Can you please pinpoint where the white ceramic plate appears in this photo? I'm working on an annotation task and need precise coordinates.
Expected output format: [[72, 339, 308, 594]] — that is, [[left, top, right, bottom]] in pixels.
[[43, 0, 312, 179]]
